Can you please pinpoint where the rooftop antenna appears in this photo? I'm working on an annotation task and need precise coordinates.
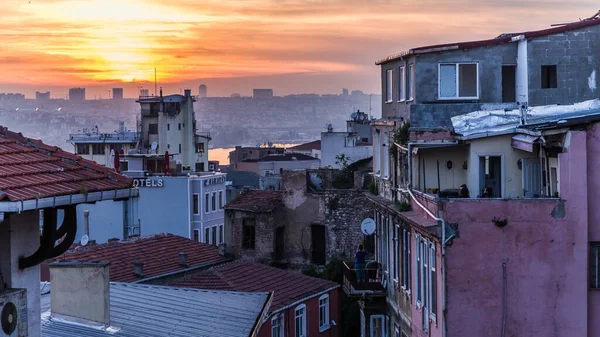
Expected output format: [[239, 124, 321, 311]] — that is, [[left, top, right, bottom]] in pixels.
[[154, 67, 157, 97]]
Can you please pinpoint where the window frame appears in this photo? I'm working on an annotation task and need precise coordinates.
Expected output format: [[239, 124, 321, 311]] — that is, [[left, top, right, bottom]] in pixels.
[[92, 143, 105, 155], [385, 69, 393, 103], [193, 229, 199, 242], [204, 192, 210, 214], [148, 123, 158, 135], [437, 62, 479, 100], [76, 144, 90, 155], [407, 64, 414, 101], [211, 192, 217, 212], [204, 227, 210, 244], [541, 65, 558, 89], [212, 225, 217, 246], [591, 242, 600, 289], [370, 314, 386, 337], [398, 66, 406, 102], [294, 304, 307, 337], [318, 294, 330, 332], [430, 242, 437, 322], [219, 190, 224, 209], [219, 224, 224, 244], [271, 313, 284, 337], [192, 193, 199, 214]]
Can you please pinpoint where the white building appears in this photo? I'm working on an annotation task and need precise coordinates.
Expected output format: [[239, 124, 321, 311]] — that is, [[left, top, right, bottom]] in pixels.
[[320, 110, 373, 168]]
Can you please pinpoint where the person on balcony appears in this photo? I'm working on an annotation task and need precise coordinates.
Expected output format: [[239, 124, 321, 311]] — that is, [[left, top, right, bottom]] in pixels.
[[459, 184, 470, 198], [355, 244, 367, 283]]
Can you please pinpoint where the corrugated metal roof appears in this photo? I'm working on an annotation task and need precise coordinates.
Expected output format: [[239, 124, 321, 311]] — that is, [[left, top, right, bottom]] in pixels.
[[41, 282, 270, 337]]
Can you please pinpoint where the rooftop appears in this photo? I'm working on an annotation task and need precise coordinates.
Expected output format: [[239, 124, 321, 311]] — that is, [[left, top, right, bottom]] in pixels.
[[257, 153, 319, 162], [288, 140, 321, 151], [0, 126, 133, 202], [41, 282, 270, 337], [225, 190, 283, 213], [376, 15, 600, 65], [171, 260, 339, 313], [43, 233, 230, 282], [451, 99, 600, 139]]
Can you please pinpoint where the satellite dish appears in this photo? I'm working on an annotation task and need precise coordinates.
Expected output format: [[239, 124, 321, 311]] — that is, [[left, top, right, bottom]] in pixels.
[[151, 142, 158, 151], [350, 112, 358, 120], [80, 235, 89, 246], [361, 218, 376, 235]]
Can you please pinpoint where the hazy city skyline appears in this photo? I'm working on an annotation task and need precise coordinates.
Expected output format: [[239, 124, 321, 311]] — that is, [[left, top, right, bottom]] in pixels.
[[1, 0, 598, 98]]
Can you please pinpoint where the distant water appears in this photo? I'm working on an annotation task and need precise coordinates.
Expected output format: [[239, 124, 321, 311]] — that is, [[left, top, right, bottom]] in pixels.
[[209, 144, 299, 166]]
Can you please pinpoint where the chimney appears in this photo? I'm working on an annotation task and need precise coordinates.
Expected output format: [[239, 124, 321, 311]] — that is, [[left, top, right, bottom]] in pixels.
[[133, 262, 144, 277], [49, 262, 110, 326], [218, 243, 227, 257], [83, 210, 90, 236], [178, 252, 188, 267]]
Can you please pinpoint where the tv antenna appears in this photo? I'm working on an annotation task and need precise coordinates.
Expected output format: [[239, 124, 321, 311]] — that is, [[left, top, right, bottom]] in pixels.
[[360, 218, 376, 235]]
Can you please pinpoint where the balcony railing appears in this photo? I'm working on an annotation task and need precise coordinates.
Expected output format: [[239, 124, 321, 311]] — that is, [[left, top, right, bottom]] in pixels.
[[342, 261, 386, 297]]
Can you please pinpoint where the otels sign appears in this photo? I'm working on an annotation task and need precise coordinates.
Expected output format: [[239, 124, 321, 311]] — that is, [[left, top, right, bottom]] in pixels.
[[133, 178, 164, 188]]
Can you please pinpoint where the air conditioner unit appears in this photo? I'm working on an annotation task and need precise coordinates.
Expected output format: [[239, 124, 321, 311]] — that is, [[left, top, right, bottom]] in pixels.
[[0, 288, 27, 337]]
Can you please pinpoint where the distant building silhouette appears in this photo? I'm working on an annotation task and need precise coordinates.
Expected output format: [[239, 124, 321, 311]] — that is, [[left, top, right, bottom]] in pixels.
[[69, 88, 85, 101], [342, 88, 349, 96], [198, 84, 207, 98], [230, 93, 241, 98], [36, 91, 51, 101], [140, 89, 149, 97], [112, 88, 124, 100], [253, 89, 273, 99]]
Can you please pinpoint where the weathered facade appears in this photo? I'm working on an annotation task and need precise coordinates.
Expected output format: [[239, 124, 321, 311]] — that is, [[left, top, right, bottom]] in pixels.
[[225, 170, 375, 268]]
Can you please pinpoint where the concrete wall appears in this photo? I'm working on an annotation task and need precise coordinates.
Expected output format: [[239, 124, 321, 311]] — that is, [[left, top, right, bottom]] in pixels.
[[587, 124, 600, 337], [258, 159, 320, 176], [380, 58, 415, 120], [0, 211, 42, 337], [321, 132, 373, 169], [527, 25, 600, 106], [49, 262, 110, 325]]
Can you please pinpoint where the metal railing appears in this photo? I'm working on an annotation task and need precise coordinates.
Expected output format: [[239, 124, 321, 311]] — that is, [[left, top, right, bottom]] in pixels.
[[342, 261, 386, 296]]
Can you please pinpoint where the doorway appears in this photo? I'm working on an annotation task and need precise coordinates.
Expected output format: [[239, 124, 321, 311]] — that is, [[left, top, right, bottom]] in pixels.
[[479, 156, 502, 197], [311, 224, 326, 265], [502, 65, 516, 103], [274, 227, 285, 261]]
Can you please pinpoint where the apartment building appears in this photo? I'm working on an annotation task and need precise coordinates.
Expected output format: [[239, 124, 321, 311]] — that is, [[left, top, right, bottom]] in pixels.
[[352, 14, 600, 337], [321, 110, 373, 168], [68, 122, 139, 168]]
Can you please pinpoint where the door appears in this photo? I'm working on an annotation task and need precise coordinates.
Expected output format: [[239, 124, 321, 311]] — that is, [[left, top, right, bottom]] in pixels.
[[502, 65, 517, 103], [274, 227, 285, 261], [311, 224, 326, 265], [522, 158, 541, 197], [479, 156, 502, 197]]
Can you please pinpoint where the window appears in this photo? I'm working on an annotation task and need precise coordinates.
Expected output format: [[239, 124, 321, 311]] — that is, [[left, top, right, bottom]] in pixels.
[[204, 227, 209, 244], [294, 305, 306, 337], [119, 161, 129, 172], [212, 225, 217, 246], [392, 224, 398, 281], [148, 123, 158, 134], [381, 216, 388, 271], [385, 69, 393, 102], [401, 227, 411, 293], [178, 144, 182, 153], [430, 242, 437, 321], [415, 233, 421, 304], [219, 224, 224, 244], [196, 142, 205, 153], [319, 294, 330, 331], [193, 229, 199, 242], [178, 123, 181, 130], [591, 243, 600, 289], [439, 63, 478, 99], [167, 123, 170, 131], [370, 315, 386, 337], [219, 190, 224, 209], [204, 193, 209, 213], [211, 192, 216, 212], [399, 66, 406, 101], [541, 65, 557, 89], [92, 144, 105, 155], [407, 64, 414, 100], [242, 219, 256, 249], [394, 325, 400, 337], [272, 314, 284, 337], [193, 194, 199, 214], [76, 144, 89, 154]]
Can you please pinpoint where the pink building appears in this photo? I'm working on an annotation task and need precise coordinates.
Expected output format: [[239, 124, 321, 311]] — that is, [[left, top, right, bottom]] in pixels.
[[354, 13, 600, 337]]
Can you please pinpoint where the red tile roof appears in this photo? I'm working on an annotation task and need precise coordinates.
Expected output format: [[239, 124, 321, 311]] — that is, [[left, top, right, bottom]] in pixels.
[[376, 17, 600, 65], [172, 260, 339, 312], [46, 233, 230, 282], [226, 190, 283, 213], [0, 126, 133, 201], [289, 140, 321, 151]]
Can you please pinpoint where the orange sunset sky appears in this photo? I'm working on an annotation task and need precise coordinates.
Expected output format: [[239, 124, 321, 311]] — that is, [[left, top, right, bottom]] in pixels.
[[0, 0, 597, 98]]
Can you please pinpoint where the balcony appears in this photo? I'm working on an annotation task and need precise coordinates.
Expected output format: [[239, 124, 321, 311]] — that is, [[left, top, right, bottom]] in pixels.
[[342, 261, 386, 297]]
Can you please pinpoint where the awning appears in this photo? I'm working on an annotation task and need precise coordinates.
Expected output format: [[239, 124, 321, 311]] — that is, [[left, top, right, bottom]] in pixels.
[[511, 134, 540, 153]]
